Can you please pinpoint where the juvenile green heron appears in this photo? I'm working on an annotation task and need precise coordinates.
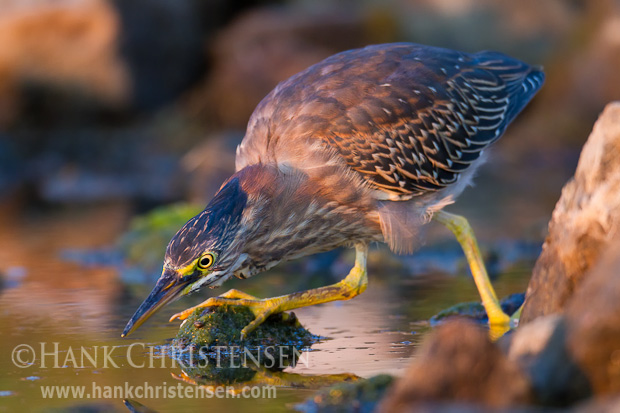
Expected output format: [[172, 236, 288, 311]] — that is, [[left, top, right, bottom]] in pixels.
[[122, 43, 544, 338]]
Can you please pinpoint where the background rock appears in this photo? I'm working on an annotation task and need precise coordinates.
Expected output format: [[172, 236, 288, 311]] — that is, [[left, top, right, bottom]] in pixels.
[[185, 6, 399, 129], [0, 0, 130, 126], [0, 0, 275, 126]]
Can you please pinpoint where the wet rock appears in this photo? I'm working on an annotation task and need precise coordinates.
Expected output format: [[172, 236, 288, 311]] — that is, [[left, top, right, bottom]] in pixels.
[[521, 102, 620, 323], [502, 102, 620, 407], [295, 374, 394, 413], [172, 305, 315, 356], [430, 292, 524, 326], [377, 320, 532, 412]]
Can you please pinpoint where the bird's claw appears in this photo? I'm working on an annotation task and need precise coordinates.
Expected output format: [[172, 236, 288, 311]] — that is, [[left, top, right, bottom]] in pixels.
[[169, 289, 262, 322], [168, 297, 248, 322], [169, 291, 282, 339], [169, 309, 194, 322]]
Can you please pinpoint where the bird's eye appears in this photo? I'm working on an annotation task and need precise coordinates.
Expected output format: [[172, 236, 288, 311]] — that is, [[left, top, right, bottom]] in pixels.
[[197, 253, 215, 270]]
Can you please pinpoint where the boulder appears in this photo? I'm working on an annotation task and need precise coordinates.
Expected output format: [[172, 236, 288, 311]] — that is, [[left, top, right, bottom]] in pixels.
[[507, 316, 591, 406], [377, 320, 532, 412], [503, 102, 620, 406], [521, 102, 620, 322], [564, 240, 620, 395]]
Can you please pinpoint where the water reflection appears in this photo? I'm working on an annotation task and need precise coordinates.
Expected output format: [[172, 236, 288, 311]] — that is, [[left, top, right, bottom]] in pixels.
[[171, 363, 359, 391]]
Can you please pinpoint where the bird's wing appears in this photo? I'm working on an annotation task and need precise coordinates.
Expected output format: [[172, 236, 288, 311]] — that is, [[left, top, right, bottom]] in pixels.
[[237, 43, 544, 200]]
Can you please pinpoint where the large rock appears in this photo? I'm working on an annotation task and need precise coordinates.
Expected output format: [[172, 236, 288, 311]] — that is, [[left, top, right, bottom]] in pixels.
[[564, 240, 620, 395], [521, 102, 620, 323], [507, 316, 592, 406], [505, 239, 620, 406], [377, 320, 531, 412], [503, 102, 620, 406], [380, 236, 620, 410]]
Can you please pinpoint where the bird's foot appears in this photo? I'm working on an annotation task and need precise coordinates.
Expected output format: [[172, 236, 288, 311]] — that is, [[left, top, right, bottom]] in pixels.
[[169, 288, 283, 340], [487, 307, 511, 326], [170, 245, 369, 339], [485, 305, 523, 340], [486, 306, 511, 341]]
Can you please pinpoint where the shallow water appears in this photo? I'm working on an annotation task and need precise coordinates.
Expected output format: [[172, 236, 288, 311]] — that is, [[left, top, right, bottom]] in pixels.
[[0, 203, 532, 412]]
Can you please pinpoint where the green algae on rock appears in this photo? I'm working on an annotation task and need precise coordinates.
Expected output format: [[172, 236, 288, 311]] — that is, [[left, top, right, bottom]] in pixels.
[[118, 203, 203, 271], [171, 305, 315, 362]]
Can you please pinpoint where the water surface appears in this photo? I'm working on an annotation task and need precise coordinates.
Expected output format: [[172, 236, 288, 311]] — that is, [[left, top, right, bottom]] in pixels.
[[0, 202, 533, 412]]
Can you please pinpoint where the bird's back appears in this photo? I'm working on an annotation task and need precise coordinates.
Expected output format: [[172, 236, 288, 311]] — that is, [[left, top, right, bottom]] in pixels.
[[236, 43, 544, 200]]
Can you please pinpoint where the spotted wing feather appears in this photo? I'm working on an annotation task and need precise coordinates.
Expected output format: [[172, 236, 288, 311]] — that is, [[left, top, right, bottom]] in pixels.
[[321, 47, 544, 198]]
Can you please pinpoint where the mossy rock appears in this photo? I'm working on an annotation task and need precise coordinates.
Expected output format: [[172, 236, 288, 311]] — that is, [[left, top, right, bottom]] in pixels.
[[171, 305, 315, 364], [295, 374, 394, 413], [430, 292, 525, 326]]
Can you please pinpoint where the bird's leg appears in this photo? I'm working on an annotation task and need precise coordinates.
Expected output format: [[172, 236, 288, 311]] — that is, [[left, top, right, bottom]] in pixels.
[[170, 244, 368, 339], [432, 210, 511, 328]]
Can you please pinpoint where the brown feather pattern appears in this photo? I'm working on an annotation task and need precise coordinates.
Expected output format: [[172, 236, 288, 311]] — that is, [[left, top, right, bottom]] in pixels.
[[238, 43, 544, 200]]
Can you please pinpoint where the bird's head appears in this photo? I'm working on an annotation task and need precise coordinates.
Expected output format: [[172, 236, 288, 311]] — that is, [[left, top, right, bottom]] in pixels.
[[122, 176, 252, 337]]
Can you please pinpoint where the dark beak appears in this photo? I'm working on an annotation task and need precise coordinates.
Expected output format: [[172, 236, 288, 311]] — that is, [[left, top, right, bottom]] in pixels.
[[121, 268, 190, 337]]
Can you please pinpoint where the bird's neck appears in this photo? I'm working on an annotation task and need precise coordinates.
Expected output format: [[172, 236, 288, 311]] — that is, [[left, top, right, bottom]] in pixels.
[[228, 163, 381, 272]]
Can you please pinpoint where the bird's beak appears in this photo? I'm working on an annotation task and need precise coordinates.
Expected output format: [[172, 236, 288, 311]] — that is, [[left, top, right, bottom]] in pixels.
[[121, 268, 190, 337]]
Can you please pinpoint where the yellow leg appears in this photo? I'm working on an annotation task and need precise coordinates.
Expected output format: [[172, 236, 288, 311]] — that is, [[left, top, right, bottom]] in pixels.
[[170, 244, 369, 339], [433, 210, 510, 328]]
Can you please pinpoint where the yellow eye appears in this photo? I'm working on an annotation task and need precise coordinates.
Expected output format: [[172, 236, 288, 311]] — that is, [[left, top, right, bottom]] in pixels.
[[197, 253, 215, 270]]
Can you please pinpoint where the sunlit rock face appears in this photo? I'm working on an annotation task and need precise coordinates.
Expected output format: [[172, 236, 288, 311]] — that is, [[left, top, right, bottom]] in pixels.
[[522, 102, 620, 322]]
